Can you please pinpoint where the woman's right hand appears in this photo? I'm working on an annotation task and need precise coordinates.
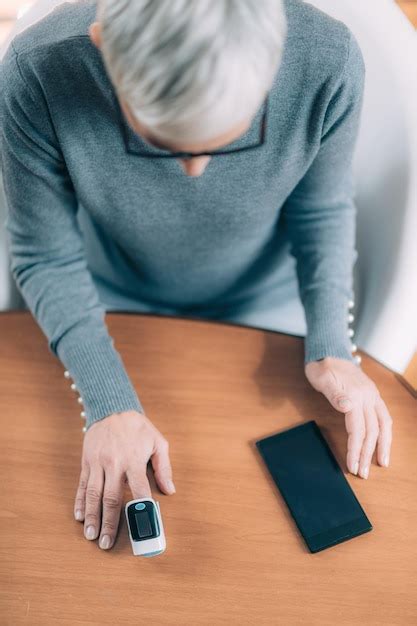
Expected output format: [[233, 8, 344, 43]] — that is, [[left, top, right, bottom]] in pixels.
[[73, 410, 175, 550]]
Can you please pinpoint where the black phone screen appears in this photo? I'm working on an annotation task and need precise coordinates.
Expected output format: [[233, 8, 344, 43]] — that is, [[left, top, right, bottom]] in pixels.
[[256, 420, 372, 552]]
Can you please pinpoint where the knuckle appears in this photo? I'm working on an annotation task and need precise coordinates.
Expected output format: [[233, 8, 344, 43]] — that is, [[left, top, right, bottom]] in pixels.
[[359, 453, 369, 465], [367, 424, 379, 438], [101, 520, 118, 533], [362, 443, 375, 457], [331, 392, 345, 405], [84, 509, 98, 521], [86, 487, 102, 502], [349, 441, 364, 456], [103, 493, 121, 509], [78, 477, 88, 490], [99, 452, 116, 468], [362, 435, 377, 452], [354, 428, 366, 442]]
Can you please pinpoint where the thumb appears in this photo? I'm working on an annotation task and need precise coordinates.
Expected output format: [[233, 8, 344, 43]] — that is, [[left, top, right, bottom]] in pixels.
[[323, 383, 353, 413], [306, 365, 353, 413], [151, 441, 176, 495]]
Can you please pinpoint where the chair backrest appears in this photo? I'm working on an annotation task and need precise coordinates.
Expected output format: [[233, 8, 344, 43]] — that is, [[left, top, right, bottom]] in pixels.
[[308, 0, 417, 373], [0, 0, 72, 60], [0, 0, 71, 310]]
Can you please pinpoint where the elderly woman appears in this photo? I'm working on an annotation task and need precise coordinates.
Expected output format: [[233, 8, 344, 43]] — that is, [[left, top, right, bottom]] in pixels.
[[0, 0, 392, 552]]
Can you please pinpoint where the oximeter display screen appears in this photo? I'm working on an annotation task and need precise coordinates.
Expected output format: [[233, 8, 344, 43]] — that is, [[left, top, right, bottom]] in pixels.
[[127, 501, 160, 542], [135, 511, 153, 538]]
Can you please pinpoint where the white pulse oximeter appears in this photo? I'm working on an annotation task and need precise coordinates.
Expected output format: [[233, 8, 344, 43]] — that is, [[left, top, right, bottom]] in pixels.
[[125, 497, 166, 557]]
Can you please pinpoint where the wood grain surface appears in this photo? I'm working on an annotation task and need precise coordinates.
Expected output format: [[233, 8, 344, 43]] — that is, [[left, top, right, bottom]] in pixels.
[[0, 311, 416, 626], [398, 0, 417, 26]]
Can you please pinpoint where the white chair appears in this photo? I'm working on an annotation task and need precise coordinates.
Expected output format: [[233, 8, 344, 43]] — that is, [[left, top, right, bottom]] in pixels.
[[0, 0, 72, 310], [1, 0, 416, 375], [308, 0, 417, 374]]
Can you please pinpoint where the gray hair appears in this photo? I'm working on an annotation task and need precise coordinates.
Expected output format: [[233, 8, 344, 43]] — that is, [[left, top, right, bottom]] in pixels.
[[97, 0, 287, 144]]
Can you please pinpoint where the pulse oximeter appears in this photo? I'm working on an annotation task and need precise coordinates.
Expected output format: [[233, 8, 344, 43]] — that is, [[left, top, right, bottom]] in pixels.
[[125, 497, 166, 557]]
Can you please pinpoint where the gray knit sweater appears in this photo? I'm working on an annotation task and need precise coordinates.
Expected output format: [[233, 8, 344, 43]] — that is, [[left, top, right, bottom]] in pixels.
[[0, 0, 365, 431]]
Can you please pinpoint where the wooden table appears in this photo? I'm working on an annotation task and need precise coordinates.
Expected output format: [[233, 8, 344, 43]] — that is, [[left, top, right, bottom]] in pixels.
[[398, 0, 417, 27], [0, 311, 416, 626]]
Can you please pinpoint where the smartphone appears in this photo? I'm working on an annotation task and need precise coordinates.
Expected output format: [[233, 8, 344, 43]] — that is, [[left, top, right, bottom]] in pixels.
[[256, 420, 373, 553]]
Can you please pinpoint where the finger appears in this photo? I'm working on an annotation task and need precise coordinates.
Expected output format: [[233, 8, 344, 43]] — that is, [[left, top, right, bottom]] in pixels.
[[345, 401, 366, 476], [84, 464, 104, 541], [125, 463, 152, 501], [150, 438, 176, 495], [319, 374, 353, 414], [330, 391, 354, 413], [74, 463, 90, 522], [98, 468, 125, 550], [375, 395, 393, 467], [358, 403, 379, 479]]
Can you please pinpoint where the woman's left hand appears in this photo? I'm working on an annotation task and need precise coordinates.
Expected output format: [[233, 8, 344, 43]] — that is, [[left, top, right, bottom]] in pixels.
[[304, 356, 393, 479]]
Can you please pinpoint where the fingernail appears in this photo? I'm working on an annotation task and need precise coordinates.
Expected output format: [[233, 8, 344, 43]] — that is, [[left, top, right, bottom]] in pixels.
[[353, 461, 359, 475], [339, 398, 349, 407], [166, 479, 176, 493], [383, 455, 389, 467], [99, 535, 111, 549], [85, 525, 96, 540], [75, 509, 83, 521], [362, 466, 369, 479]]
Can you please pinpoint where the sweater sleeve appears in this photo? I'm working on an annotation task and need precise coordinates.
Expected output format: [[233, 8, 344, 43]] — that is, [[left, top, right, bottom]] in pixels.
[[0, 42, 145, 430], [281, 29, 366, 365]]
